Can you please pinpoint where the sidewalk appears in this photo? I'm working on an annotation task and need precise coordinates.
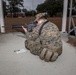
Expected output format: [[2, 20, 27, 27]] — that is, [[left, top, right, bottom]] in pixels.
[[0, 32, 76, 75]]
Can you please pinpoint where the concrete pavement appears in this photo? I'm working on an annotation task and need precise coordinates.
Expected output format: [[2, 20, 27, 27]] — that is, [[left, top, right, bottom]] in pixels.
[[0, 32, 76, 75]]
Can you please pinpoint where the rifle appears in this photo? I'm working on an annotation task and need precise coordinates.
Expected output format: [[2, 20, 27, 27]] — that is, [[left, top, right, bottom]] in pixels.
[[12, 21, 37, 34]]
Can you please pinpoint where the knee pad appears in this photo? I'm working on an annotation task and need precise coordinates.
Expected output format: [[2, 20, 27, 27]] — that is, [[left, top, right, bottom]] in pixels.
[[39, 48, 47, 60], [50, 52, 59, 62]]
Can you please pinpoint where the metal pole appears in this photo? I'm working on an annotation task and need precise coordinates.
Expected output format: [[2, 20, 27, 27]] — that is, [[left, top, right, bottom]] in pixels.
[[68, 0, 72, 34], [0, 0, 5, 33], [62, 0, 68, 32]]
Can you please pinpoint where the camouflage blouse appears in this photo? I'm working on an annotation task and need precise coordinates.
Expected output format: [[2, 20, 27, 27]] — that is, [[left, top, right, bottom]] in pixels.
[[25, 21, 62, 50]]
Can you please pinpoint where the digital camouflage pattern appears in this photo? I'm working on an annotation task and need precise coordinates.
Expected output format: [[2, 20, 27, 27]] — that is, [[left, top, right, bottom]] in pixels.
[[25, 21, 62, 62], [35, 13, 47, 21]]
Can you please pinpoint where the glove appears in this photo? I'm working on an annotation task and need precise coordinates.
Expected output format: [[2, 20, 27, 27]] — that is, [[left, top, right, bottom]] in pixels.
[[39, 46, 62, 62]]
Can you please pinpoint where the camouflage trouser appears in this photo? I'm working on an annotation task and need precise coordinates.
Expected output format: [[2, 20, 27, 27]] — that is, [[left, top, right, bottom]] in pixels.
[[25, 39, 62, 62], [25, 39, 42, 56]]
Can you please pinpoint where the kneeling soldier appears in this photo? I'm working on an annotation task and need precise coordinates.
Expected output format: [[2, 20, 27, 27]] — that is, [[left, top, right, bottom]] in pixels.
[[22, 13, 62, 62]]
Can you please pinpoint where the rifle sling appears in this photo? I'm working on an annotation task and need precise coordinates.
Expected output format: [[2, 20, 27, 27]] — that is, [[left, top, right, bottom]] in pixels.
[[39, 20, 49, 36], [38, 20, 49, 45]]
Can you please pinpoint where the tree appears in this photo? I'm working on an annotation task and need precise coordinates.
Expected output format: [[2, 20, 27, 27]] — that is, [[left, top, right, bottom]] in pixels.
[[22, 8, 27, 13], [7, 0, 24, 17], [36, 0, 63, 17], [2, 0, 7, 18], [25, 10, 36, 17]]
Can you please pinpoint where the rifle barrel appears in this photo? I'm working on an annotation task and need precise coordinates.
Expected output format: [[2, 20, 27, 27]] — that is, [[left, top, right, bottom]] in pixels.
[[12, 24, 27, 29]]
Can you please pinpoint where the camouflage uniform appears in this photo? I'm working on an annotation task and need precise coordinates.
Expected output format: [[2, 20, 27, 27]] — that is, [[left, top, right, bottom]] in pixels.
[[25, 13, 62, 62]]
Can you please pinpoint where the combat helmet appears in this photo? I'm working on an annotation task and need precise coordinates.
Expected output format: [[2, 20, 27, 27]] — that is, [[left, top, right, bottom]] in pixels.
[[35, 13, 47, 21]]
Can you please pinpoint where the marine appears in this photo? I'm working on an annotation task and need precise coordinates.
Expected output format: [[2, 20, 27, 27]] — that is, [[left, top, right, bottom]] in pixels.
[[22, 13, 62, 62]]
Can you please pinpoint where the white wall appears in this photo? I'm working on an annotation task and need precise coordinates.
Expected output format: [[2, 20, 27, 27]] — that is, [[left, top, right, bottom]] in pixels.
[[0, 0, 5, 33]]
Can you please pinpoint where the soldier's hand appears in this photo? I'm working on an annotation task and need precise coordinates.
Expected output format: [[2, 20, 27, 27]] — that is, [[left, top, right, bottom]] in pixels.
[[22, 26, 27, 32]]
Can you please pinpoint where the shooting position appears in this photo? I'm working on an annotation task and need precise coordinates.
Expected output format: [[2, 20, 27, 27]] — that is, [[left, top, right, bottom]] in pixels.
[[22, 13, 62, 62]]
